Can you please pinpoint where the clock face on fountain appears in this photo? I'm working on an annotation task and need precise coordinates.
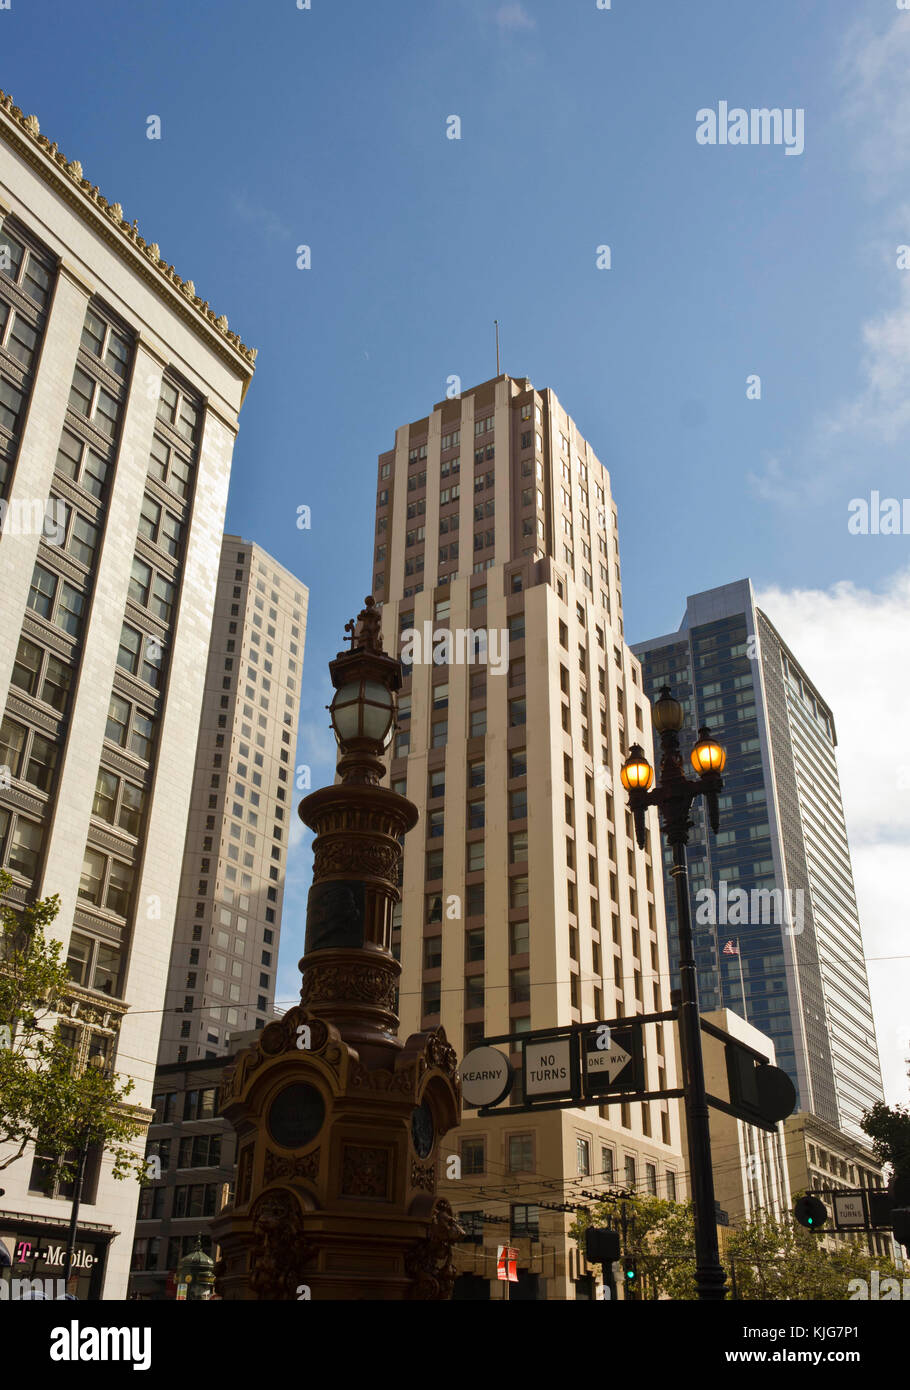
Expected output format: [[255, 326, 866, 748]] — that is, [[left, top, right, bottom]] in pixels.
[[411, 1102, 435, 1159], [267, 1083, 326, 1149]]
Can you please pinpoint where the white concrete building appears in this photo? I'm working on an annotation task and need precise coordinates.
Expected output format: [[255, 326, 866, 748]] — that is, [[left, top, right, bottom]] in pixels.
[[0, 89, 255, 1298]]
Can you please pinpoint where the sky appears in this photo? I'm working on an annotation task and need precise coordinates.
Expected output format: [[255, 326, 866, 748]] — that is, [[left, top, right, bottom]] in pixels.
[[3, 0, 907, 1105]]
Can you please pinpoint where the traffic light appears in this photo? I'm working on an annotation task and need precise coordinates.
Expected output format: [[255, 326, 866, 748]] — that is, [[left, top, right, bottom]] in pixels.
[[867, 1190, 893, 1229], [621, 1256, 637, 1288], [794, 1195, 828, 1230], [585, 1228, 621, 1265]]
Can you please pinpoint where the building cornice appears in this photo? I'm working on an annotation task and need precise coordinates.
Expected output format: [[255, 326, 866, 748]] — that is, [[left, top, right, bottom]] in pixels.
[[0, 90, 257, 391]]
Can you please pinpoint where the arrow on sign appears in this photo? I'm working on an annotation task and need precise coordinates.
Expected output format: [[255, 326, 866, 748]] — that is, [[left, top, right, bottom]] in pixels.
[[586, 1045, 631, 1082]]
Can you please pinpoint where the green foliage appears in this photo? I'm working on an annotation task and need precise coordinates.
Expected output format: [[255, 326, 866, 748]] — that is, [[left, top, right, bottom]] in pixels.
[[725, 1210, 901, 1301], [570, 1194, 697, 1299], [0, 871, 146, 1184], [861, 1100, 910, 1178], [570, 1192, 902, 1300]]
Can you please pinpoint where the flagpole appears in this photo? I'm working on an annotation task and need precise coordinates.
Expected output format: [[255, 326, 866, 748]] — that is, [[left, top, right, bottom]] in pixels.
[[736, 938, 748, 1023]]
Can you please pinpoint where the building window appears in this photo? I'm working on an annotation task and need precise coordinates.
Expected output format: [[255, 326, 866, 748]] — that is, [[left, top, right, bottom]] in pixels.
[[510, 1204, 539, 1240], [508, 1135, 533, 1173], [461, 1138, 485, 1175], [510, 968, 530, 1004], [465, 975, 484, 1010], [465, 928, 485, 962], [577, 1137, 591, 1176], [183, 1088, 218, 1121], [509, 920, 529, 955], [65, 932, 121, 995], [509, 875, 529, 909], [26, 562, 85, 638], [423, 936, 442, 970]]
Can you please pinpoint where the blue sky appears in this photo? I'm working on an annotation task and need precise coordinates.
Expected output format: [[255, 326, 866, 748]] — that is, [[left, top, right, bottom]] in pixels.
[[4, 0, 908, 1100]]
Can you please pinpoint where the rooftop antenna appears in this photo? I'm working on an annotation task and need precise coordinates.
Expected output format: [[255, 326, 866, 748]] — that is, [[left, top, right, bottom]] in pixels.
[[494, 319, 501, 376]]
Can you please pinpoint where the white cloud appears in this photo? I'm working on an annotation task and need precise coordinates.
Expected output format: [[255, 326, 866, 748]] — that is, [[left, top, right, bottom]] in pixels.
[[756, 570, 910, 1107], [837, 13, 910, 194], [748, 21, 910, 504], [821, 272, 910, 444], [495, 2, 535, 32]]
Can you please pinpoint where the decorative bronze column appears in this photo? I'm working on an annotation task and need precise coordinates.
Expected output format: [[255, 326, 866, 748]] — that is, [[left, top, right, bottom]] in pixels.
[[211, 599, 462, 1299]]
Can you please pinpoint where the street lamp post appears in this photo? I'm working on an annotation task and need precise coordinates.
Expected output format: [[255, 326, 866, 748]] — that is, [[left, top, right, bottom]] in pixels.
[[620, 685, 728, 1301]]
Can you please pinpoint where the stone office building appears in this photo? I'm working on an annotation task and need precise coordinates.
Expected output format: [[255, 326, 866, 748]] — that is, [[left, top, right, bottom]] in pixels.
[[372, 374, 687, 1299], [0, 91, 254, 1297]]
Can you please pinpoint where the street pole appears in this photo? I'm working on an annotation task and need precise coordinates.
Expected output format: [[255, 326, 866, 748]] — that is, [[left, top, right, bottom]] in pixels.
[[672, 839, 727, 1300], [63, 1137, 89, 1295], [621, 687, 729, 1302]]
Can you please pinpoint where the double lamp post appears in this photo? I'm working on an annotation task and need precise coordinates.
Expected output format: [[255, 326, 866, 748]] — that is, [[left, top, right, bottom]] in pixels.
[[620, 686, 728, 1302]]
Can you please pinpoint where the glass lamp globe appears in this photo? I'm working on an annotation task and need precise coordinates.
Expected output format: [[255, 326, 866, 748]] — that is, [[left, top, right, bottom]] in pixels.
[[691, 731, 726, 776], [651, 687, 684, 733], [330, 678, 394, 746], [620, 746, 654, 792]]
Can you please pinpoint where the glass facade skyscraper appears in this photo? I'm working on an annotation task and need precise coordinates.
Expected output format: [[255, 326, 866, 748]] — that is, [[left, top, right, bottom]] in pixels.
[[634, 579, 883, 1140]]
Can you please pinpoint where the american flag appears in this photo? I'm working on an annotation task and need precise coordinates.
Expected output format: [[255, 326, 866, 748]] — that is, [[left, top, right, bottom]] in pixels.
[[722, 940, 740, 956]]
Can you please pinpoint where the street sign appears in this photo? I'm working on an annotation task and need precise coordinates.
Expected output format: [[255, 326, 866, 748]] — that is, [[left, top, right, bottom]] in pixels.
[[586, 1044, 631, 1084], [496, 1246, 518, 1282], [460, 1046, 513, 1108], [583, 1025, 643, 1095], [833, 1192, 867, 1229], [523, 1037, 574, 1097]]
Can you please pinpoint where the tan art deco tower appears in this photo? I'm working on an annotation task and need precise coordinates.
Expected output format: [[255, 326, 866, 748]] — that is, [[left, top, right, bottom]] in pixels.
[[370, 374, 687, 1300]]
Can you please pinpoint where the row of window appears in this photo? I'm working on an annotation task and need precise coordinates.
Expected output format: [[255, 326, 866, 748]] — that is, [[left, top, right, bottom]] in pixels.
[[138, 1181, 221, 1221], [0, 220, 54, 489], [131, 1233, 215, 1273], [151, 1088, 220, 1125]]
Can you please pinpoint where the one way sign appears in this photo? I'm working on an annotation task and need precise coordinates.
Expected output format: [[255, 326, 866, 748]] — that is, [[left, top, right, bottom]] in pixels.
[[586, 1045, 631, 1083], [583, 1026, 643, 1095]]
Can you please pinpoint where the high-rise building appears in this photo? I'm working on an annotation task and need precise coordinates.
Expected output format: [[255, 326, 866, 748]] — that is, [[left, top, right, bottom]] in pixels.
[[156, 537, 308, 1066], [633, 579, 884, 1141], [372, 374, 686, 1300], [0, 92, 255, 1298]]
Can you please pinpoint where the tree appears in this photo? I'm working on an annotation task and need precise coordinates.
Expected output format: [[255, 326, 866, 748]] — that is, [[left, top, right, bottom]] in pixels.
[[725, 1210, 901, 1301], [0, 871, 146, 1186], [570, 1193, 901, 1300], [860, 1100, 910, 1180], [570, 1194, 697, 1299]]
